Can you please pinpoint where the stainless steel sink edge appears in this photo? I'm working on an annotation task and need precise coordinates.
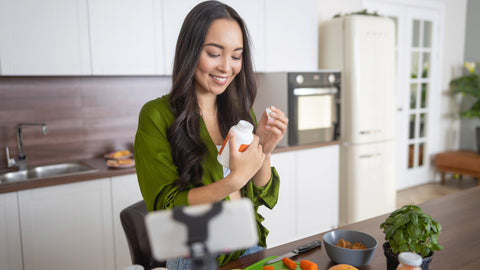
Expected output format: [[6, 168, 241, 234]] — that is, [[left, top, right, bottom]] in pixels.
[[0, 162, 99, 184]]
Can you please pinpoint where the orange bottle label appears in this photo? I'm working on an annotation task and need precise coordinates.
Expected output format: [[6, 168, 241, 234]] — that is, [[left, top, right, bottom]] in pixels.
[[218, 134, 230, 155], [238, 144, 250, 152], [218, 134, 250, 155]]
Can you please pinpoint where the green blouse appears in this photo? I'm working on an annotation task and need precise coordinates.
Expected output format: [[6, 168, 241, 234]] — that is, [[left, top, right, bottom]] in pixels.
[[134, 95, 280, 265]]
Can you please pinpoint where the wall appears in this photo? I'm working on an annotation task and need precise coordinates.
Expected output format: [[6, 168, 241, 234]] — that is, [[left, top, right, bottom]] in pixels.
[[459, 0, 480, 151], [0, 76, 171, 168], [431, 0, 467, 153]]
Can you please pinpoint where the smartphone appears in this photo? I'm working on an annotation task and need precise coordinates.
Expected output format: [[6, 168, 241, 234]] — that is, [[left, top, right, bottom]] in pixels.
[[145, 198, 259, 260]]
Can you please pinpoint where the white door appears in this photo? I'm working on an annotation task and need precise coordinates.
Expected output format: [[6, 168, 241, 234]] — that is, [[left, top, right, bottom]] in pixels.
[[363, 0, 443, 190]]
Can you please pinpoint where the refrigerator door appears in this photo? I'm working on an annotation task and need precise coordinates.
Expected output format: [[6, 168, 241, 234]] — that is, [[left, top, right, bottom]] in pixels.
[[343, 16, 396, 144], [339, 140, 396, 225]]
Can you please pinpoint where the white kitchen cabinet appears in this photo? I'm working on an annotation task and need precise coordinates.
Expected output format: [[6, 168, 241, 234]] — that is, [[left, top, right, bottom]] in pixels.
[[88, 0, 164, 75], [263, 0, 319, 71], [296, 145, 339, 238], [258, 151, 296, 248], [111, 174, 143, 270], [0, 0, 91, 75], [161, 0, 265, 74], [18, 178, 115, 270], [0, 192, 22, 270], [259, 145, 339, 248]]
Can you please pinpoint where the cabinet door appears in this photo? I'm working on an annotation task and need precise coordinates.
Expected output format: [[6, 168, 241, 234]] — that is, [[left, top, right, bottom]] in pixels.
[[295, 145, 339, 238], [263, 0, 319, 71], [0, 0, 91, 75], [111, 174, 143, 270], [88, 0, 164, 75], [258, 151, 296, 248], [0, 192, 22, 270], [19, 178, 114, 270]]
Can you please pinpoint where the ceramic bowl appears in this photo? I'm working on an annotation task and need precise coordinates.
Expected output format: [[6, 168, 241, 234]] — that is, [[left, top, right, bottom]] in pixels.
[[323, 230, 377, 267]]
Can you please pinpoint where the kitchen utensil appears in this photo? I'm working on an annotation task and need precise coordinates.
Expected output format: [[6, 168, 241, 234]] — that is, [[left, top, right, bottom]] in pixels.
[[263, 240, 322, 265]]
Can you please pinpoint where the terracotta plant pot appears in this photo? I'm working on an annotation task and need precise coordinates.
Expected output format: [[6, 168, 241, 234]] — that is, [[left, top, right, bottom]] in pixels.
[[383, 242, 433, 270]]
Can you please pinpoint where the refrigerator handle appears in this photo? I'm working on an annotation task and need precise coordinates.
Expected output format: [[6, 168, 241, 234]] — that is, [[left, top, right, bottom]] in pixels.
[[359, 153, 382, 159], [359, 129, 382, 135]]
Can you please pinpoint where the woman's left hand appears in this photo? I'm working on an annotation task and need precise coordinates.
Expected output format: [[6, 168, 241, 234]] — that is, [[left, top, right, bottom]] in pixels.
[[256, 106, 288, 154]]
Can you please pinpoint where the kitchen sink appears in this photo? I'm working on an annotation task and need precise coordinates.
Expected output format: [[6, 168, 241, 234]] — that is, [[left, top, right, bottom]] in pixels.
[[0, 162, 98, 183]]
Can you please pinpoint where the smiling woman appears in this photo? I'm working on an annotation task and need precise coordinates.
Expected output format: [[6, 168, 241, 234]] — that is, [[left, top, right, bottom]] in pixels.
[[134, 1, 288, 270]]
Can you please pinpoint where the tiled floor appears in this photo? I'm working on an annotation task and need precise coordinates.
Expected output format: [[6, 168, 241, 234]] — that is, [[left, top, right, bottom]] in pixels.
[[396, 176, 478, 208]]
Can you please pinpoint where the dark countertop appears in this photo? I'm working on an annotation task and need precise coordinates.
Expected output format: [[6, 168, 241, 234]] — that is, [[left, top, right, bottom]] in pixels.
[[221, 185, 480, 270], [0, 141, 340, 194]]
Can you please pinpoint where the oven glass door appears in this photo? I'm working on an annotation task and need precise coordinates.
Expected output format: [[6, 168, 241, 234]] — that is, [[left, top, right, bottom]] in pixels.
[[289, 87, 338, 145]]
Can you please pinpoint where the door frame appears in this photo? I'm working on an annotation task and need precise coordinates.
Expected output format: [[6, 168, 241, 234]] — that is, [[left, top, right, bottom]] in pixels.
[[362, 0, 445, 190]]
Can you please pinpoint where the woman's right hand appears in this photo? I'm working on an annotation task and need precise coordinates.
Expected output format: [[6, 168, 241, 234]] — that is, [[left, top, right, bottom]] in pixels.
[[227, 131, 266, 188]]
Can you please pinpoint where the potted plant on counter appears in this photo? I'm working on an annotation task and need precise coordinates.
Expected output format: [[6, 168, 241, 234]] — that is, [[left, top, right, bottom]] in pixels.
[[380, 205, 443, 270], [450, 61, 480, 153]]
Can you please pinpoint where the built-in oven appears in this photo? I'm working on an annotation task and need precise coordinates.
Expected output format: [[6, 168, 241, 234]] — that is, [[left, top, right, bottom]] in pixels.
[[254, 71, 341, 147]]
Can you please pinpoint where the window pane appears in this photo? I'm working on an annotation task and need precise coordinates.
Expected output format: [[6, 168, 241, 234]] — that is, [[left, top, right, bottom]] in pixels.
[[408, 144, 415, 168], [423, 21, 432, 48], [410, 83, 417, 109], [409, 114, 416, 139], [419, 113, 426, 138], [411, 52, 419, 78], [422, 52, 430, 78], [418, 143, 425, 166], [412, 20, 420, 47], [421, 83, 428, 108]]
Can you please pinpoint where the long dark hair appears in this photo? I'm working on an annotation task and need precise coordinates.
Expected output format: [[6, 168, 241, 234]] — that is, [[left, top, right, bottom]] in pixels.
[[168, 1, 257, 189]]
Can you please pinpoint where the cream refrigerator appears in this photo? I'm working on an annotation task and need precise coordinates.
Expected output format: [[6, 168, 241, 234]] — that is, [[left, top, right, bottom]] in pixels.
[[318, 15, 397, 225]]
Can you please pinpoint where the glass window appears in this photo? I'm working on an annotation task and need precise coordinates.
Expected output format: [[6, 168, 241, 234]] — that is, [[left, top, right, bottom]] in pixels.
[[412, 20, 420, 47], [418, 143, 425, 166], [419, 113, 426, 138], [409, 114, 416, 139], [411, 52, 419, 78], [422, 52, 430, 78], [423, 21, 432, 48], [410, 83, 418, 109], [421, 83, 428, 108], [408, 144, 415, 168]]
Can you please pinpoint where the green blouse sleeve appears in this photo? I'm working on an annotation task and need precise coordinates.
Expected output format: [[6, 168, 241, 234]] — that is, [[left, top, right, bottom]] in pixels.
[[134, 96, 190, 211]]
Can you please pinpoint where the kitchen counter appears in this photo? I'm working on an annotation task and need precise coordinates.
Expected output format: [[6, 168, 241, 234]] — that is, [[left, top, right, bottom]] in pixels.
[[0, 158, 135, 194], [221, 185, 480, 270], [0, 141, 340, 194]]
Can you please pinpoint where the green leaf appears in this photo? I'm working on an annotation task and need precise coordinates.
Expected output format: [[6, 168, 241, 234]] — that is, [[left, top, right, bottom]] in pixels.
[[393, 230, 405, 245], [407, 223, 422, 240]]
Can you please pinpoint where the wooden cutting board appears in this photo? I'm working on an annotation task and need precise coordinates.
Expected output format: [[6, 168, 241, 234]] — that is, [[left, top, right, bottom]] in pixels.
[[243, 256, 300, 270]]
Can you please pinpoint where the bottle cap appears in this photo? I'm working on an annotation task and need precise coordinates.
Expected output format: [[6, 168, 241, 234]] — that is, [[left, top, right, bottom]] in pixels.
[[237, 120, 253, 132], [398, 252, 422, 266]]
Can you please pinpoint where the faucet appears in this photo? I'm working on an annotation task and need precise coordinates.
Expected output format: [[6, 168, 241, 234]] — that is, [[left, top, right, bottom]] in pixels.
[[6, 123, 48, 171]]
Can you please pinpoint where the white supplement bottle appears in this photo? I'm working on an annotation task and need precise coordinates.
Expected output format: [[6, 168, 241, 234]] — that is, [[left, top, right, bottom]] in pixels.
[[396, 252, 422, 270], [217, 120, 254, 168]]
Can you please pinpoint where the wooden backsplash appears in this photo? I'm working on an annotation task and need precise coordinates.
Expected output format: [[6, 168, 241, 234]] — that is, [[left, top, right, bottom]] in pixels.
[[0, 76, 171, 169]]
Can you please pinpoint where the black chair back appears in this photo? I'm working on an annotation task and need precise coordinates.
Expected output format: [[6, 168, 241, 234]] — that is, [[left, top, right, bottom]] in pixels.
[[120, 200, 166, 269]]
